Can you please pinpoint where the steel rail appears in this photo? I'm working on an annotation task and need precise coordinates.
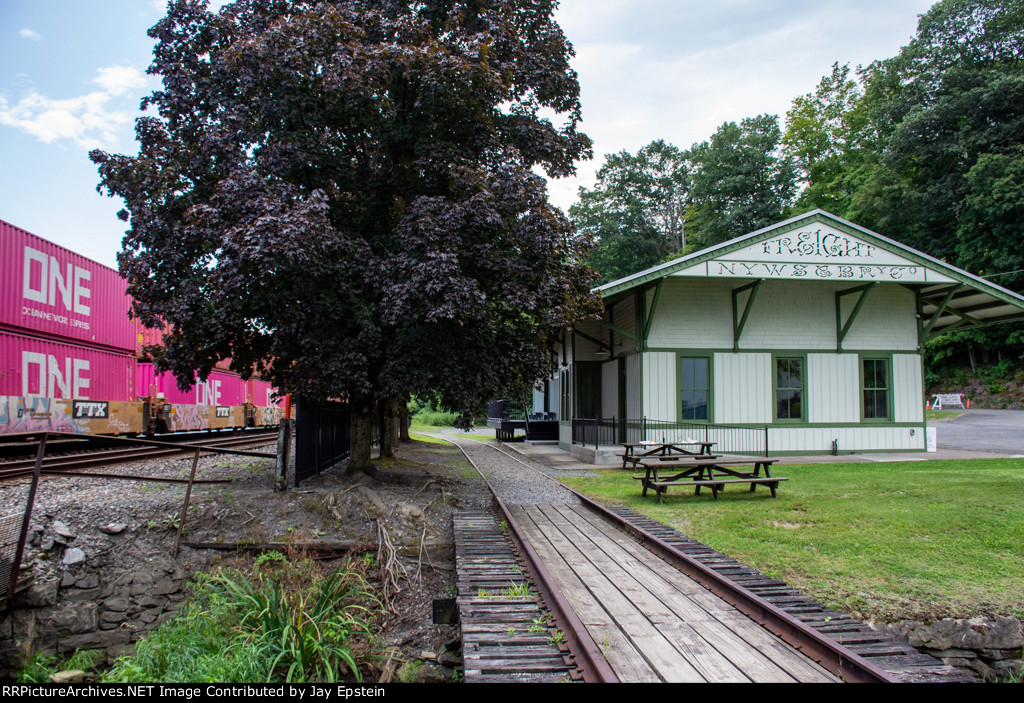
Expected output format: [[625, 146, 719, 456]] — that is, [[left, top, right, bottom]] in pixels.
[[478, 439, 896, 684], [0, 430, 277, 482], [440, 435, 619, 684]]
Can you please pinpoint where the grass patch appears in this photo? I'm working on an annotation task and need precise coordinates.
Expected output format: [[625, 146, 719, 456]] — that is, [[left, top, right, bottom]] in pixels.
[[103, 554, 384, 683], [407, 430, 455, 446], [561, 459, 1024, 622], [925, 409, 963, 421], [20, 649, 105, 682], [453, 460, 478, 479]]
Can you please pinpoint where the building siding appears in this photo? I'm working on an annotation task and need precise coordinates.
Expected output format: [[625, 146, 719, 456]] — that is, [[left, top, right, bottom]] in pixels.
[[601, 359, 618, 418], [769, 425, 925, 453], [611, 296, 638, 355], [740, 280, 837, 350], [808, 353, 860, 423], [713, 352, 772, 424], [643, 352, 676, 421], [647, 279, 733, 349], [893, 353, 924, 423], [626, 354, 641, 419], [841, 285, 919, 351]]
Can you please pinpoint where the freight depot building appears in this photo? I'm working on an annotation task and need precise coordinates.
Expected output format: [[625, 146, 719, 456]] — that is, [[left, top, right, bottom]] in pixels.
[[544, 210, 1024, 457]]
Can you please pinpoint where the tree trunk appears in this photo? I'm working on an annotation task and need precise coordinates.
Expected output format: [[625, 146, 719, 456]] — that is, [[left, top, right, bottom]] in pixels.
[[378, 400, 393, 459], [399, 398, 410, 441], [387, 397, 401, 449], [348, 395, 375, 475]]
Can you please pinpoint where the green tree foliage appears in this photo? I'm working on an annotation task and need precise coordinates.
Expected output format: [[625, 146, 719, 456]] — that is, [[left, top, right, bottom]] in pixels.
[[852, 0, 1024, 263], [958, 148, 1024, 287], [783, 63, 878, 214], [570, 140, 688, 282], [91, 0, 598, 469], [686, 115, 797, 248]]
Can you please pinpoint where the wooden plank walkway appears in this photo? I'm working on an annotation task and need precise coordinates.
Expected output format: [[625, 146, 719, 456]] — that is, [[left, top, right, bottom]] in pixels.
[[508, 503, 840, 683], [454, 510, 580, 683], [605, 506, 975, 683]]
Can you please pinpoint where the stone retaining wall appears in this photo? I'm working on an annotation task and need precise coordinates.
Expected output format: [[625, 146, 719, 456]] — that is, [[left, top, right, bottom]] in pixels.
[[1, 551, 191, 679], [873, 616, 1023, 682]]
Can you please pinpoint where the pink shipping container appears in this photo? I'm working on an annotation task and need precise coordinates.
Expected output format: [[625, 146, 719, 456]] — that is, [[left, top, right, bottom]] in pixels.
[[0, 219, 135, 352], [135, 318, 235, 372], [247, 378, 283, 407], [0, 330, 136, 400], [136, 362, 247, 406]]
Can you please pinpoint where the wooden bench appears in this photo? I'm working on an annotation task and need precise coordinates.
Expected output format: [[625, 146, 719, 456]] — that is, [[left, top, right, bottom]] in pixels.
[[645, 476, 788, 502], [619, 441, 717, 469], [635, 457, 784, 503]]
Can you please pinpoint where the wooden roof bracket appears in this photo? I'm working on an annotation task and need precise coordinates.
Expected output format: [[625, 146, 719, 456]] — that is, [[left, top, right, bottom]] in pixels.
[[594, 319, 638, 344], [922, 285, 964, 338], [573, 328, 614, 355], [642, 279, 664, 351], [732, 279, 763, 351], [836, 282, 878, 351]]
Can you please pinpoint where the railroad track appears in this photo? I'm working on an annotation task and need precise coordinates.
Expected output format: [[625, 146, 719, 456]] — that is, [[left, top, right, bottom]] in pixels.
[[441, 435, 967, 683], [0, 429, 279, 482]]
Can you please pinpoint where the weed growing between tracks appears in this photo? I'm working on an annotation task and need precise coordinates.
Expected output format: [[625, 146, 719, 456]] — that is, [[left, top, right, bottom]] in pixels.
[[102, 552, 385, 683]]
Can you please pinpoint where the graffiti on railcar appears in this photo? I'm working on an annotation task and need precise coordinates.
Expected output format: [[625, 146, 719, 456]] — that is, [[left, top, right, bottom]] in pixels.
[[256, 406, 282, 427], [166, 404, 209, 432], [0, 396, 81, 434]]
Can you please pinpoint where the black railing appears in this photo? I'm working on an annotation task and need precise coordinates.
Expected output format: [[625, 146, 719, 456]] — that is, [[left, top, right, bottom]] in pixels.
[[487, 399, 526, 421], [294, 397, 380, 486], [571, 417, 769, 456]]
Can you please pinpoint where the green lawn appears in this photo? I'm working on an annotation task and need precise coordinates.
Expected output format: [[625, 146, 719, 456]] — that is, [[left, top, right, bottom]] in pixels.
[[926, 409, 963, 421], [561, 459, 1024, 623]]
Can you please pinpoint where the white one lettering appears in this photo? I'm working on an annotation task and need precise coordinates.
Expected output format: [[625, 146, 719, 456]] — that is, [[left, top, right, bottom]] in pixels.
[[21, 246, 93, 316], [22, 248, 47, 304], [22, 351, 46, 396], [197, 379, 222, 406], [19, 351, 91, 399]]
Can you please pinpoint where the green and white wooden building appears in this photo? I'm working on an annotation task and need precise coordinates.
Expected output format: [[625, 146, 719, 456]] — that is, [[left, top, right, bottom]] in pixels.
[[538, 210, 1024, 458]]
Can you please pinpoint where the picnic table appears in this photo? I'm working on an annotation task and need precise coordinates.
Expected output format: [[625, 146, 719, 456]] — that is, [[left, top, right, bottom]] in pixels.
[[619, 440, 717, 470], [634, 456, 786, 503]]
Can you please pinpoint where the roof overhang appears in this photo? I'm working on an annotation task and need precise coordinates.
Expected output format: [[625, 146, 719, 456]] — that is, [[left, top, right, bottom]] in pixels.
[[595, 210, 1024, 340]]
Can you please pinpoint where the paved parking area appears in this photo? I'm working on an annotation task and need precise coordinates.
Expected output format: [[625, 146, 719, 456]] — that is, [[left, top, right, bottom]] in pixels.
[[932, 408, 1024, 456]]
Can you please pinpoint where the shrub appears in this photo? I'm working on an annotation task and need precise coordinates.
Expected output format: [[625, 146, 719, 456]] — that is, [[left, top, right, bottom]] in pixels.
[[104, 557, 381, 683]]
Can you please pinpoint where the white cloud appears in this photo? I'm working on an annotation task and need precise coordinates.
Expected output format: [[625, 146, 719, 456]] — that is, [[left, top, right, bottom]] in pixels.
[[19, 29, 42, 41], [93, 66, 147, 96], [0, 66, 149, 150]]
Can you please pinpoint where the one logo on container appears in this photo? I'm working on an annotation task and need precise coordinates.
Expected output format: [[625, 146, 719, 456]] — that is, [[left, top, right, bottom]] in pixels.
[[21, 245, 92, 331], [197, 377, 222, 406], [22, 352, 90, 398]]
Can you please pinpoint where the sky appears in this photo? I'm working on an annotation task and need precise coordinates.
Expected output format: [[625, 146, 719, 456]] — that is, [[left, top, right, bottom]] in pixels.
[[0, 0, 937, 269]]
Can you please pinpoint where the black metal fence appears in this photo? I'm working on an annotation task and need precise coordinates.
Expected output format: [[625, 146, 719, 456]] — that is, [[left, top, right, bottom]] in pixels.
[[571, 417, 769, 456], [293, 397, 381, 486], [487, 399, 526, 421]]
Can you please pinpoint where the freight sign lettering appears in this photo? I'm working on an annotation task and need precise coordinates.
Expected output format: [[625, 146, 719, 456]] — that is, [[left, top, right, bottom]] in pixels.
[[73, 400, 109, 418], [21, 351, 91, 398], [711, 262, 923, 281], [761, 229, 877, 259], [21, 245, 92, 330]]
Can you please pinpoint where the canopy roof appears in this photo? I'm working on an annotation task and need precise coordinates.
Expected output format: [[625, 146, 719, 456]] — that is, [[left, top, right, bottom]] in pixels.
[[597, 210, 1024, 339]]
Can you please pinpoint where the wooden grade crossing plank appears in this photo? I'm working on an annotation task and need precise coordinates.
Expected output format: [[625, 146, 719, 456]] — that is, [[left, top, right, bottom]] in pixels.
[[548, 503, 839, 684], [509, 503, 838, 683], [454, 510, 579, 683], [604, 505, 976, 683]]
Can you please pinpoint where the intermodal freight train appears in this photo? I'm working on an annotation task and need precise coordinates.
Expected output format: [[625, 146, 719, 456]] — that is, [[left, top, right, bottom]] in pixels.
[[0, 218, 284, 436]]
